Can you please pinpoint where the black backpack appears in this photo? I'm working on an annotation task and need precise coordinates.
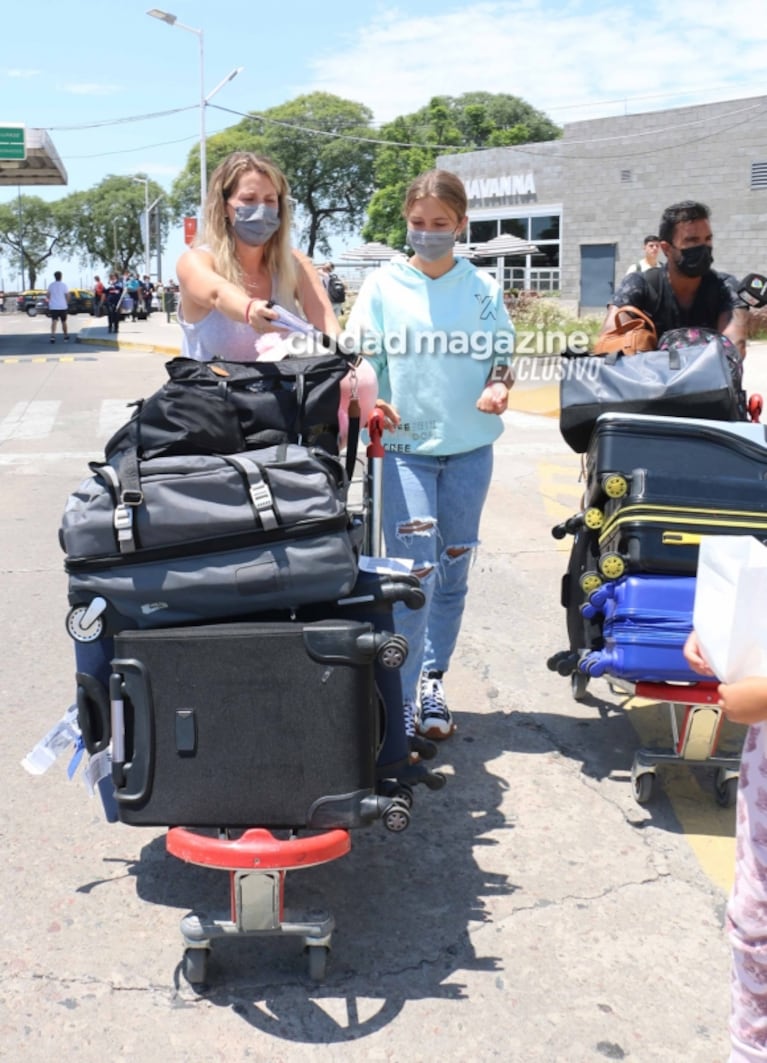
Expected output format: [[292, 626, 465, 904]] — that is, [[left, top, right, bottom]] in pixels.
[[327, 273, 346, 304]]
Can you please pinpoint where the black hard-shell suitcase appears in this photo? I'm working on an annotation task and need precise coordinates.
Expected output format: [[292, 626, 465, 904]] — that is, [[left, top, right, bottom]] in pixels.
[[109, 619, 383, 829], [585, 412, 767, 507], [597, 467, 767, 577]]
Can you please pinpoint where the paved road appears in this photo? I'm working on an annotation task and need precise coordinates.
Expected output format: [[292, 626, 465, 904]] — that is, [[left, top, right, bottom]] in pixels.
[[0, 309, 745, 1062]]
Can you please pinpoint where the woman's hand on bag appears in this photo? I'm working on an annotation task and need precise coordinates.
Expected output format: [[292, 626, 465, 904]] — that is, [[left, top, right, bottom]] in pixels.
[[375, 398, 400, 431], [717, 677, 767, 725], [244, 298, 280, 333], [682, 630, 715, 675], [476, 382, 509, 414]]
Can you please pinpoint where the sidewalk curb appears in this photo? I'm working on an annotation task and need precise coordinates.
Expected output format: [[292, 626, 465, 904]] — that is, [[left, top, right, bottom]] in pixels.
[[77, 334, 180, 357]]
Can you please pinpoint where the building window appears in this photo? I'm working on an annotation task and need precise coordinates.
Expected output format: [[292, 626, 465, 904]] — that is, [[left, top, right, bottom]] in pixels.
[[467, 211, 562, 293], [751, 162, 767, 190]]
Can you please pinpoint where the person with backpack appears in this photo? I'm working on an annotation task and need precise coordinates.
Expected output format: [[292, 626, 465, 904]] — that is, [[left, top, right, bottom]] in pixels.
[[319, 262, 346, 317], [597, 200, 747, 357], [624, 234, 661, 275]]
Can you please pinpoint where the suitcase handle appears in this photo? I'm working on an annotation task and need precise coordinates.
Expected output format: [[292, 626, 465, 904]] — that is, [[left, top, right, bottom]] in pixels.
[[75, 672, 111, 754], [110, 661, 155, 805]]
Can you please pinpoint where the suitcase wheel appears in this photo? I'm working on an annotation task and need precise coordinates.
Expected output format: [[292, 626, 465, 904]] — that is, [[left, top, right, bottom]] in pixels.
[[598, 552, 626, 580], [383, 798, 411, 833], [601, 474, 628, 499], [377, 634, 408, 669], [579, 570, 603, 594], [584, 507, 604, 531]]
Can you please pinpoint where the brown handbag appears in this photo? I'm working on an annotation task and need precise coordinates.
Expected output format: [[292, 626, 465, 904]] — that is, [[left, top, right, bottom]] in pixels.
[[593, 306, 657, 356]]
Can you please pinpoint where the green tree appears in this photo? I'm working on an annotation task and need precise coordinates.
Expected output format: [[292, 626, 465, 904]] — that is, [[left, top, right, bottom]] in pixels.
[[364, 93, 561, 250], [0, 195, 78, 288], [171, 92, 378, 257], [67, 175, 168, 274]]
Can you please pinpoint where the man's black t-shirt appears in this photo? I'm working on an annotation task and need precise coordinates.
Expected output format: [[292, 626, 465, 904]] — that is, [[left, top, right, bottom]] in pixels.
[[611, 266, 738, 336]]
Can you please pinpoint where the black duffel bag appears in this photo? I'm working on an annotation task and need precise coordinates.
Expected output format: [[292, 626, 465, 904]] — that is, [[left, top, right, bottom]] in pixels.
[[559, 330, 744, 453], [105, 353, 350, 469]]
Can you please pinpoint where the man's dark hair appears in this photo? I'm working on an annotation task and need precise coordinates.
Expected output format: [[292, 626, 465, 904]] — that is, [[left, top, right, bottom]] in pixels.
[[658, 201, 710, 244], [644, 234, 659, 245], [54, 270, 62, 281]]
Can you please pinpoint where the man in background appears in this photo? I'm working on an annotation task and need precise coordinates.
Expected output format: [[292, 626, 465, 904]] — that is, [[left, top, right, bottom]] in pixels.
[[47, 270, 70, 343], [625, 234, 661, 274]]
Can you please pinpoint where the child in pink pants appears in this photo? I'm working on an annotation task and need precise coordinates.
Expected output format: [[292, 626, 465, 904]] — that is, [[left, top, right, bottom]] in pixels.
[[684, 636, 767, 1062]]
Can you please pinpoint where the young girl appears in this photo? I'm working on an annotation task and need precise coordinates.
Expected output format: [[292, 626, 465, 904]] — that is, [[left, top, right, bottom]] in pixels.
[[347, 169, 515, 745], [684, 631, 767, 1062]]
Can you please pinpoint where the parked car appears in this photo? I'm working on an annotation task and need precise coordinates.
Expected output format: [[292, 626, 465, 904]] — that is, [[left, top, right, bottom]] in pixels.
[[17, 289, 48, 315], [67, 288, 94, 315]]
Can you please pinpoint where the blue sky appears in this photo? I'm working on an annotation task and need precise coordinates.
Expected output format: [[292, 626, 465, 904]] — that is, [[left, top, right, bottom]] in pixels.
[[3, 0, 767, 287]]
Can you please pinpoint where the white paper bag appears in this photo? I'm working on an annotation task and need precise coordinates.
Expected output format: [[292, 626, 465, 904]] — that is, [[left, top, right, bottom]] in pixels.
[[693, 535, 767, 682]]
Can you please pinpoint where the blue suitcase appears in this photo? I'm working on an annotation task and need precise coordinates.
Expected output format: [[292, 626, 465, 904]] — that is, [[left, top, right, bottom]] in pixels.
[[578, 574, 697, 682], [581, 573, 696, 621]]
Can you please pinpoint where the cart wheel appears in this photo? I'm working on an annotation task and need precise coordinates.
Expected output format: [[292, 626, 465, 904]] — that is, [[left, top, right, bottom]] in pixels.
[[715, 771, 739, 809], [571, 671, 589, 701], [584, 507, 604, 531], [377, 634, 408, 669], [632, 772, 655, 805], [602, 474, 628, 499], [391, 783, 414, 809], [599, 552, 626, 580], [579, 571, 603, 594], [383, 799, 411, 833], [182, 947, 209, 985], [306, 944, 329, 981]]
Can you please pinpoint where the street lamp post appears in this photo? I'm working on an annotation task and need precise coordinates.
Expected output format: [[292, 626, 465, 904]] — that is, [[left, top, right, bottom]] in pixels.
[[147, 9, 242, 215], [133, 176, 151, 278]]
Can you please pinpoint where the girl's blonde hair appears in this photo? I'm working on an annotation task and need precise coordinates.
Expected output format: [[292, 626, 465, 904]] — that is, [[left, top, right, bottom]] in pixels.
[[402, 169, 468, 221], [199, 151, 296, 301]]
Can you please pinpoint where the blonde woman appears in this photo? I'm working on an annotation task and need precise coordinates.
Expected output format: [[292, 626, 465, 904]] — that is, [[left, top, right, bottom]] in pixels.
[[176, 151, 338, 360]]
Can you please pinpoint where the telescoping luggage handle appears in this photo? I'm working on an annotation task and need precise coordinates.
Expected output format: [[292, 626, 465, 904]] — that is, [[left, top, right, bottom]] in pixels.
[[366, 409, 385, 557]]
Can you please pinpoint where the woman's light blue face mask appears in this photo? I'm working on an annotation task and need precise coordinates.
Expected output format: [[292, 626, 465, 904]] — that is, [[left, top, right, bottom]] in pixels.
[[407, 228, 457, 262], [231, 203, 281, 246]]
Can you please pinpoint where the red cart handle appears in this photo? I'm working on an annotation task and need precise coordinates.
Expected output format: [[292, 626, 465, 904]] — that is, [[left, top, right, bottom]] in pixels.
[[166, 826, 351, 870], [635, 681, 720, 705], [367, 408, 385, 460]]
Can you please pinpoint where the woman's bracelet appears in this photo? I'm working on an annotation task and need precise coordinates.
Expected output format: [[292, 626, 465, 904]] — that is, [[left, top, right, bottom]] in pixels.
[[244, 298, 257, 324]]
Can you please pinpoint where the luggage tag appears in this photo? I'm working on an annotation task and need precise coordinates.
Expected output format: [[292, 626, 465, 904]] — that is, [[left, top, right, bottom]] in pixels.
[[22, 704, 118, 821]]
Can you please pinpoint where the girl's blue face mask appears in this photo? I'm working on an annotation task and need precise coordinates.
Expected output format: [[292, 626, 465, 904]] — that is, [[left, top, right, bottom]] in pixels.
[[232, 203, 281, 246]]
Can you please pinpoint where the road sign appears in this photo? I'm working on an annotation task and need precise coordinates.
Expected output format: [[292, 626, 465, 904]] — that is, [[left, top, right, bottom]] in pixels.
[[0, 126, 25, 161], [183, 217, 197, 246]]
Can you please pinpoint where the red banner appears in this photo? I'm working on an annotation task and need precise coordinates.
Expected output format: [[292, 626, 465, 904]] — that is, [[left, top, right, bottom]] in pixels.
[[183, 217, 197, 246]]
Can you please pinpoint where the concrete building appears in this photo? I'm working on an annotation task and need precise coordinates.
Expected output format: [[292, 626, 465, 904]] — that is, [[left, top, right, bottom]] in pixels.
[[438, 95, 767, 314]]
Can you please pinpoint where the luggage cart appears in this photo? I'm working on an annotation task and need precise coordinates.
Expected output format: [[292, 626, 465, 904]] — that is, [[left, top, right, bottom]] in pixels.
[[166, 826, 352, 983], [627, 680, 742, 808]]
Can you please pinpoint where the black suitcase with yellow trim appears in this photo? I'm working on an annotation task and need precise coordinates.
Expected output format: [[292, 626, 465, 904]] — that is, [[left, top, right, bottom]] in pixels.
[[596, 467, 767, 578]]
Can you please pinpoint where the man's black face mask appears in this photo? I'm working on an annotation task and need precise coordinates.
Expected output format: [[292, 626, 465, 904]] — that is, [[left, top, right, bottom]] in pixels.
[[673, 243, 713, 278]]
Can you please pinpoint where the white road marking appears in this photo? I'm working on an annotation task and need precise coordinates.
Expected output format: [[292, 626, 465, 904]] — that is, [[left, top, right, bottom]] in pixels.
[[0, 401, 60, 442]]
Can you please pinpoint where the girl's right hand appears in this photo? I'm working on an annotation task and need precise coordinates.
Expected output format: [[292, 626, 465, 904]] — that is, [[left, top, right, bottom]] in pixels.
[[375, 399, 400, 431]]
